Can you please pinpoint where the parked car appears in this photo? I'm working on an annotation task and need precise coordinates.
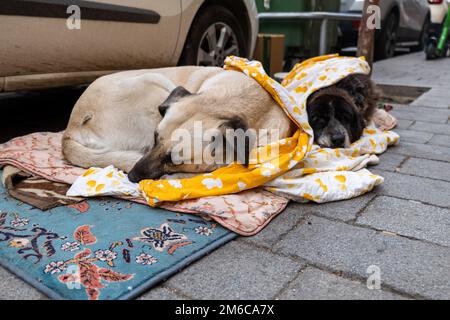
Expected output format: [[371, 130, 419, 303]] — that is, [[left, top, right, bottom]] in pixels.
[[340, 0, 430, 60], [0, 0, 258, 92]]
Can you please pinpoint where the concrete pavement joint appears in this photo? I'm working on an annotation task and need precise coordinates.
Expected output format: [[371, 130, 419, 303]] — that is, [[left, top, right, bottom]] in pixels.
[[268, 237, 424, 300], [240, 216, 308, 251], [304, 193, 450, 249], [354, 219, 450, 250], [396, 155, 411, 170], [375, 167, 450, 191], [238, 236, 307, 265], [375, 184, 450, 210], [307, 209, 357, 224], [426, 134, 450, 147], [389, 151, 450, 164], [284, 258, 422, 300], [271, 217, 308, 250], [348, 194, 380, 224], [393, 117, 447, 125], [272, 264, 310, 300], [406, 120, 416, 129], [240, 215, 423, 299]]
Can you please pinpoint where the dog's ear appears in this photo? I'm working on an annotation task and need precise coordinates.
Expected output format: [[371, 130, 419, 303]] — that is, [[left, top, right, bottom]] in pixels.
[[219, 116, 254, 166], [337, 74, 378, 119], [158, 86, 192, 117]]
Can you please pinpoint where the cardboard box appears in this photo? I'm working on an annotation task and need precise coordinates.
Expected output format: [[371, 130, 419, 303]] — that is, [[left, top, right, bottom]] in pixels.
[[253, 34, 285, 76]]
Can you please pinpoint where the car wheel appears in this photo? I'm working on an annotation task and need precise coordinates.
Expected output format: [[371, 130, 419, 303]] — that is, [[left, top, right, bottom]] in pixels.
[[179, 5, 247, 67], [375, 12, 398, 60]]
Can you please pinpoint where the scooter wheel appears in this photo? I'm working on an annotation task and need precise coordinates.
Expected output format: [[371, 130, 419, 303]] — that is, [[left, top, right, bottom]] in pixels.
[[426, 42, 437, 60]]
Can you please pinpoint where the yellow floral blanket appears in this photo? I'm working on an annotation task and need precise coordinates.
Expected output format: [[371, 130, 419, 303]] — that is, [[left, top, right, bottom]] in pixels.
[[68, 54, 399, 207], [138, 54, 398, 206]]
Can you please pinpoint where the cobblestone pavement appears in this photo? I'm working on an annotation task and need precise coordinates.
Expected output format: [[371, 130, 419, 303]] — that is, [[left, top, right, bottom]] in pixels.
[[2, 52, 450, 300]]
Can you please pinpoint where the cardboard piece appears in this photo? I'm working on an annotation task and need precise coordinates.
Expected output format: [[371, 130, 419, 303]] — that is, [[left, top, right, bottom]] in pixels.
[[253, 34, 285, 76]]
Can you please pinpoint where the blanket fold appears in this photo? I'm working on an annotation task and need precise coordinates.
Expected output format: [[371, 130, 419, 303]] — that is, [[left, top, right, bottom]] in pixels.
[[1, 165, 82, 210]]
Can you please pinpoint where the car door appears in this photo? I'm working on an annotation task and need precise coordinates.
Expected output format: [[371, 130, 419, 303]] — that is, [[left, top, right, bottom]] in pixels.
[[398, 0, 428, 40], [0, 0, 182, 77]]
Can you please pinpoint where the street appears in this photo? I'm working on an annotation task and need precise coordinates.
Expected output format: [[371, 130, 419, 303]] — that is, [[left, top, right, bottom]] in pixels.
[[1, 52, 450, 300]]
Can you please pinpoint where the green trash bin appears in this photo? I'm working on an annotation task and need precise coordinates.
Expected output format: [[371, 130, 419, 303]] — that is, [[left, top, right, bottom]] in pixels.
[[256, 0, 341, 67]]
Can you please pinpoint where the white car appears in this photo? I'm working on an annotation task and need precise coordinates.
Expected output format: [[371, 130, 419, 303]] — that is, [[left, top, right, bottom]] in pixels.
[[0, 0, 258, 92]]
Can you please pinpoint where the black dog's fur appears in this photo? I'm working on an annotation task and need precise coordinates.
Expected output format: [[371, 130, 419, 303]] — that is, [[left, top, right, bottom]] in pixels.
[[306, 74, 379, 149]]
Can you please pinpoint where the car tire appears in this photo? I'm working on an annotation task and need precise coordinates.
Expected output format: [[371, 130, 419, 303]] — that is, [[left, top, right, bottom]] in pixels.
[[375, 12, 398, 60], [178, 5, 247, 67]]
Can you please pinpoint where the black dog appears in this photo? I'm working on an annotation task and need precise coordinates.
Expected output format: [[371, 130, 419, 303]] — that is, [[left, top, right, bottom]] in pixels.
[[306, 74, 378, 149]]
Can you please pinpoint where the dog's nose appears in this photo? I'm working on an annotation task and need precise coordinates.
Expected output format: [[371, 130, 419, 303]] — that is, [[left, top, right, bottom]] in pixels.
[[127, 169, 141, 183], [331, 133, 345, 147], [128, 163, 164, 182]]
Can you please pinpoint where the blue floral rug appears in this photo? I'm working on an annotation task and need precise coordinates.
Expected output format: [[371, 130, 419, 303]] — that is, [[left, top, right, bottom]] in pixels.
[[0, 174, 237, 300]]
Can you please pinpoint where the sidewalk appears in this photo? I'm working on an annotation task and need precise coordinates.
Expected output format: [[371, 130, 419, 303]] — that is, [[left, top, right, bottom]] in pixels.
[[2, 52, 450, 300]]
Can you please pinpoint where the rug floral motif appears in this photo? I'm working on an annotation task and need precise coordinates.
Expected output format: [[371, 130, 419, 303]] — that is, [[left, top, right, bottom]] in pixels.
[[0, 178, 235, 300]]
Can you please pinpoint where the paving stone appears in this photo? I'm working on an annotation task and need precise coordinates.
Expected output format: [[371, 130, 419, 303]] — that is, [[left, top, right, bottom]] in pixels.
[[371, 153, 406, 172], [391, 106, 450, 124], [399, 158, 450, 182], [247, 194, 377, 247], [372, 170, 450, 208], [166, 240, 305, 300], [394, 129, 433, 144], [373, 52, 450, 89], [411, 89, 450, 109], [274, 216, 450, 299], [139, 285, 187, 300], [389, 142, 450, 162], [409, 121, 450, 135], [0, 267, 45, 300], [278, 267, 407, 300], [420, 88, 450, 98], [357, 196, 450, 247], [412, 98, 450, 110], [244, 203, 306, 248], [428, 135, 450, 148], [396, 119, 414, 130], [301, 193, 376, 222]]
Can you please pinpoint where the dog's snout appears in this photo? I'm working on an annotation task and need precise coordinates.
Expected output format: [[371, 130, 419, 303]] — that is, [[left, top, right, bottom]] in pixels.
[[128, 159, 164, 183], [127, 167, 143, 183], [331, 133, 345, 147], [128, 160, 150, 183]]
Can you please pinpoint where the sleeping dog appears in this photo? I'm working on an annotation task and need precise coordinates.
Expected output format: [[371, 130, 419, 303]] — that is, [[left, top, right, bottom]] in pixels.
[[63, 69, 377, 182], [307, 74, 378, 149], [63, 67, 295, 182]]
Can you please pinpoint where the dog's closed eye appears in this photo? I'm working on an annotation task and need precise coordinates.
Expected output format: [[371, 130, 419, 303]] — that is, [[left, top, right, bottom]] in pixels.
[[163, 152, 173, 164], [335, 110, 352, 122], [310, 116, 328, 128]]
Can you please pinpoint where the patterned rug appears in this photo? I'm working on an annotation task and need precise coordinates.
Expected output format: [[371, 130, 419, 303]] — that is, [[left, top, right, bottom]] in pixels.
[[0, 174, 236, 300]]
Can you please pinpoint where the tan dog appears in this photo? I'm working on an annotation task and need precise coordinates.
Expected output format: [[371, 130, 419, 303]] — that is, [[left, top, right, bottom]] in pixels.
[[63, 66, 295, 182]]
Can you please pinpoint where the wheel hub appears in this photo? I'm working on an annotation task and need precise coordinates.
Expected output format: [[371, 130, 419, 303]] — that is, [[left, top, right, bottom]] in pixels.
[[197, 22, 239, 67]]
